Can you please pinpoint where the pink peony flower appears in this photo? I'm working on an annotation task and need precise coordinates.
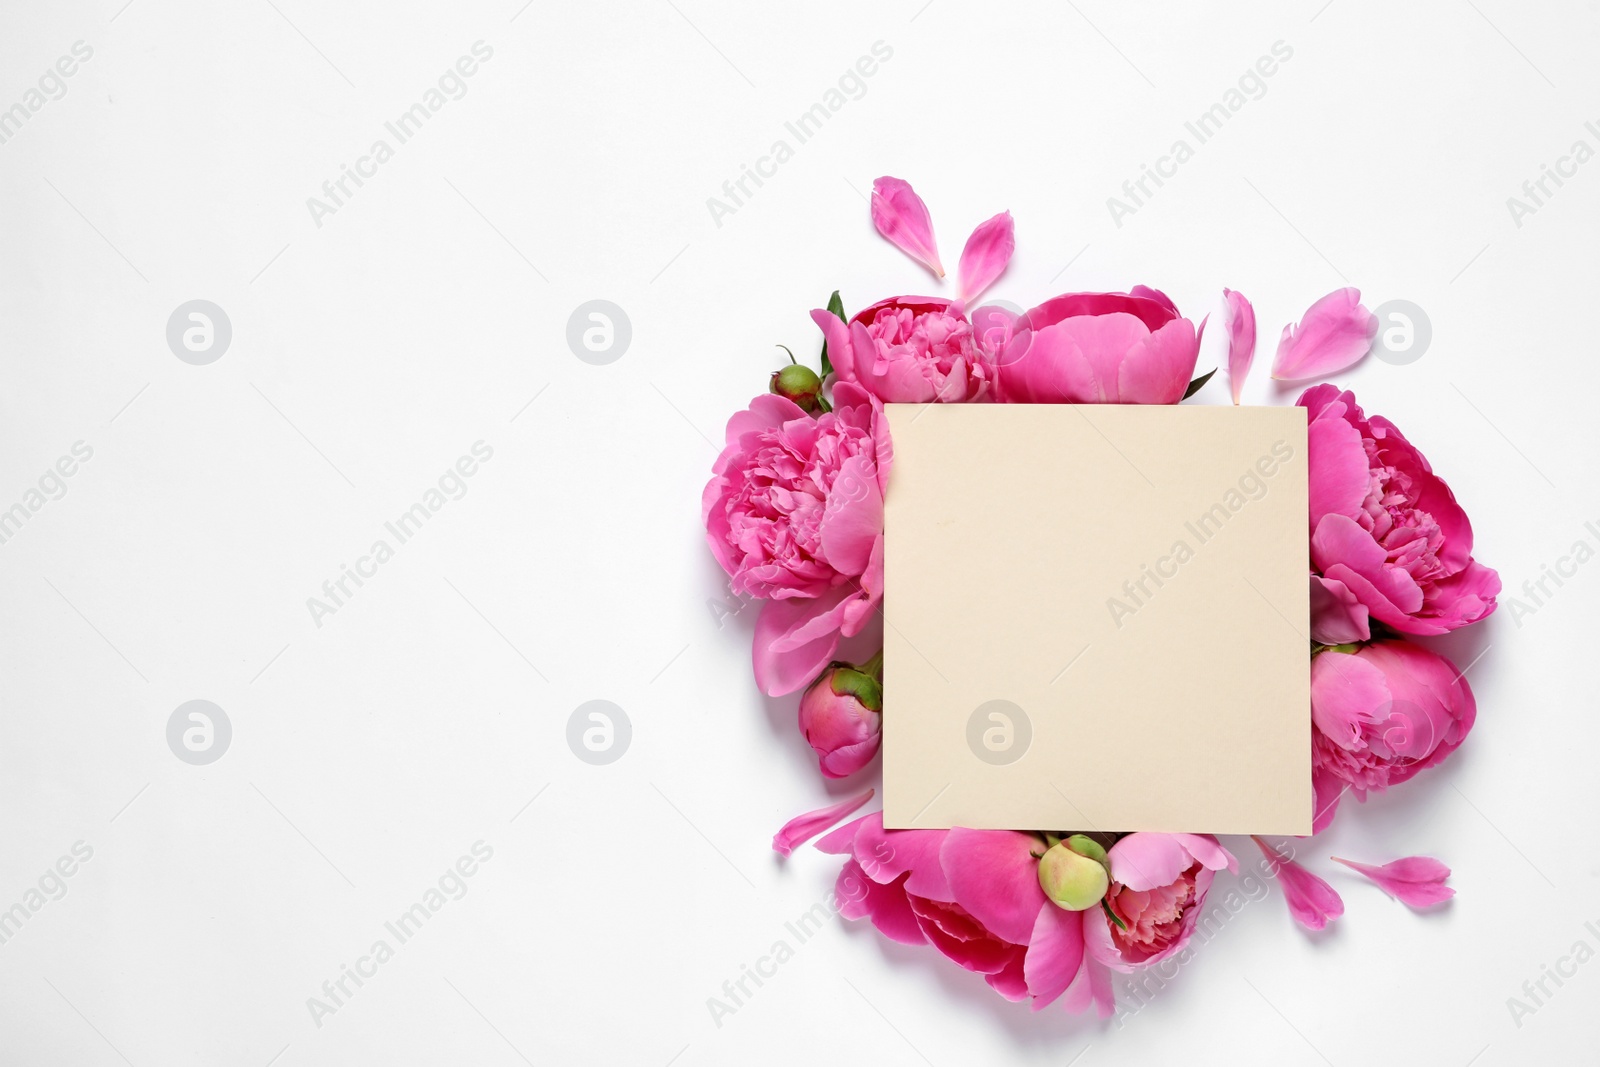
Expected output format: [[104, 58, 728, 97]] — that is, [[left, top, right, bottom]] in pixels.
[[702, 381, 891, 695], [995, 287, 1203, 404], [811, 298, 995, 403], [1302, 384, 1500, 643], [1310, 639, 1476, 832], [1083, 833, 1236, 970], [816, 813, 1116, 1015], [797, 654, 883, 778]]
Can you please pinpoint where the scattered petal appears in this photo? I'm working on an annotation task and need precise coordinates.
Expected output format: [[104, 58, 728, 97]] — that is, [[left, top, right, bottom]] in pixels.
[[1332, 855, 1455, 908], [1271, 287, 1378, 381], [870, 176, 943, 278], [956, 211, 1014, 306], [771, 789, 874, 856], [1222, 288, 1257, 404], [1254, 836, 1345, 931]]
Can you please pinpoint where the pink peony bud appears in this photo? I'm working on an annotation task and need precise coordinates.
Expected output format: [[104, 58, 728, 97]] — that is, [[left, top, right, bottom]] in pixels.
[[798, 652, 882, 778]]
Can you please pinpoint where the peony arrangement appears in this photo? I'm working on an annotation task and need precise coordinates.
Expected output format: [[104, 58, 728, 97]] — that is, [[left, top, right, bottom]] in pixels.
[[705, 178, 1498, 1018]]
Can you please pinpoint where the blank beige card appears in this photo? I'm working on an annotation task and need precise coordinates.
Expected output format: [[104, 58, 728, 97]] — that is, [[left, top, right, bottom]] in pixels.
[[882, 404, 1311, 835]]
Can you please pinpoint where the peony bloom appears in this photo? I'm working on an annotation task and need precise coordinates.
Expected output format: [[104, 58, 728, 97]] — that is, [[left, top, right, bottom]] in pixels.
[[1083, 833, 1236, 970], [1302, 384, 1499, 643], [702, 382, 890, 695], [995, 287, 1203, 404], [811, 298, 995, 403], [1310, 639, 1475, 832], [816, 813, 1116, 1015], [797, 654, 883, 778]]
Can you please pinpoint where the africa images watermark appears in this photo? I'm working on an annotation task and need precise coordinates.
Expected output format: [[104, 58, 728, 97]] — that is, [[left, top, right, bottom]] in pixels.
[[1505, 914, 1600, 1029], [1107, 40, 1294, 227], [1501, 519, 1600, 628], [1106, 438, 1296, 628], [305, 441, 495, 627], [705, 40, 895, 228], [0, 40, 94, 148], [1112, 841, 1288, 1028], [306, 840, 495, 1028], [705, 861, 873, 1027], [1505, 118, 1600, 229], [0, 440, 94, 547], [305, 41, 495, 229], [0, 841, 95, 949]]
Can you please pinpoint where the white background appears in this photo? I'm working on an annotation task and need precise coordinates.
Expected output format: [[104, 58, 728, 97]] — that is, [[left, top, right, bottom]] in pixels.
[[2, 0, 1597, 1063]]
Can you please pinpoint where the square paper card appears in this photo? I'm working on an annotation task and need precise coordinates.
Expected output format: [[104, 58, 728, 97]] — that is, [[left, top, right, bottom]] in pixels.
[[882, 404, 1311, 835]]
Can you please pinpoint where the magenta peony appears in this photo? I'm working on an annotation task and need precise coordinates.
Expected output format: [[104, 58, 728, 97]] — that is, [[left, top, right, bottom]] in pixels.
[[1302, 384, 1499, 643], [702, 381, 890, 695], [1309, 638, 1476, 832], [995, 287, 1203, 404]]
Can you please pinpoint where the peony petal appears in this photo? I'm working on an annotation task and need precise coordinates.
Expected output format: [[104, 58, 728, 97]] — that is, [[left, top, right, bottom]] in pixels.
[[1115, 316, 1201, 404], [771, 789, 874, 857], [1309, 650, 1390, 751], [752, 591, 850, 696], [851, 812, 956, 902], [870, 176, 943, 278], [956, 211, 1014, 306], [837, 859, 926, 945], [818, 453, 882, 577], [1309, 574, 1371, 644], [942, 829, 1049, 945], [815, 812, 872, 855], [810, 307, 857, 385], [1223, 288, 1257, 405], [1311, 766, 1347, 834], [1254, 837, 1344, 931], [1332, 855, 1455, 908], [1106, 833, 1192, 892], [1271, 287, 1379, 381], [985, 950, 1031, 1002], [1305, 408, 1371, 532], [1024, 904, 1085, 1010]]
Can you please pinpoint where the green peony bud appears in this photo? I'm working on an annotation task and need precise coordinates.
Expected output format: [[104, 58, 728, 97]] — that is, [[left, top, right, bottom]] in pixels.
[[770, 363, 824, 413], [1038, 837, 1111, 911]]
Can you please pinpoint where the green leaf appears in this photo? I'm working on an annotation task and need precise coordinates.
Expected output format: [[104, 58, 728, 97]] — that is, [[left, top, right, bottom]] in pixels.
[[1101, 898, 1127, 931], [819, 290, 846, 380], [1182, 368, 1216, 400]]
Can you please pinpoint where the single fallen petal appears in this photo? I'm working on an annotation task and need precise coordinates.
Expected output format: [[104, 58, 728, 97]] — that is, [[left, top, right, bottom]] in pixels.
[[1332, 855, 1455, 908], [1223, 288, 1257, 404], [870, 176, 944, 277], [771, 788, 875, 857], [956, 211, 1014, 306], [1254, 836, 1345, 931], [1271, 287, 1378, 381]]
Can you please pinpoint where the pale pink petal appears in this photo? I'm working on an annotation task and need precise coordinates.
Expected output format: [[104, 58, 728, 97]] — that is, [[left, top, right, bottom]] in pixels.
[[1254, 837, 1344, 931], [752, 591, 849, 696], [771, 789, 874, 857], [1116, 316, 1201, 404], [1024, 904, 1085, 1010], [1332, 856, 1455, 908], [941, 829, 1049, 945], [870, 176, 943, 278], [1060, 953, 1116, 1018], [1106, 834, 1192, 891], [1223, 288, 1257, 405], [1271, 287, 1379, 381], [956, 211, 1014, 306]]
